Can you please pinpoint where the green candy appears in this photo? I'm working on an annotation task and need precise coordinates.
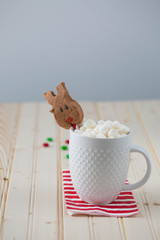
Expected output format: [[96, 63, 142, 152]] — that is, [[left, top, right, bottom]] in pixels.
[[65, 154, 69, 159], [61, 145, 68, 150], [46, 137, 53, 142]]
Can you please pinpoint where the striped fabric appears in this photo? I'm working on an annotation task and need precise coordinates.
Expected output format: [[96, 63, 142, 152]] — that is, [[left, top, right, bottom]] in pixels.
[[62, 170, 139, 217]]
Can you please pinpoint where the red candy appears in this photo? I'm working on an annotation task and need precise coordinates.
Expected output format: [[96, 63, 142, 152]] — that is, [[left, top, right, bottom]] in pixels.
[[43, 143, 49, 147], [66, 117, 73, 123], [65, 140, 69, 144]]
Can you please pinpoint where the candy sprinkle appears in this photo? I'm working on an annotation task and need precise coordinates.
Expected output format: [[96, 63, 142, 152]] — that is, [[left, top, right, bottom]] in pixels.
[[43, 143, 49, 147], [61, 145, 68, 150], [65, 140, 69, 144], [46, 137, 53, 142], [66, 154, 69, 159]]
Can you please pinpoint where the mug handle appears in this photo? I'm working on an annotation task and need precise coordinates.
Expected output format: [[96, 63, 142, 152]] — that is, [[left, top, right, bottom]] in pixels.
[[122, 145, 151, 190]]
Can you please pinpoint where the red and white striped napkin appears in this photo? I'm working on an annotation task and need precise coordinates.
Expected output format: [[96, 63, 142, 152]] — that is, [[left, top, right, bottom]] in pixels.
[[62, 170, 139, 217]]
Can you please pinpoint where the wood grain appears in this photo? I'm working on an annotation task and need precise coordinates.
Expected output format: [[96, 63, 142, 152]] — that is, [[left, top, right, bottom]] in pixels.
[[0, 103, 20, 238], [0, 101, 160, 240]]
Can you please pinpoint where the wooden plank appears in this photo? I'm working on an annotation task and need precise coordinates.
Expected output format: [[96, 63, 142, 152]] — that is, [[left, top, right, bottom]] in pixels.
[[133, 100, 160, 238], [0, 104, 20, 184], [1, 103, 37, 239], [90, 217, 125, 240], [97, 101, 156, 240], [0, 103, 20, 233], [1, 103, 59, 240], [31, 103, 58, 240], [60, 102, 124, 240], [134, 101, 160, 169]]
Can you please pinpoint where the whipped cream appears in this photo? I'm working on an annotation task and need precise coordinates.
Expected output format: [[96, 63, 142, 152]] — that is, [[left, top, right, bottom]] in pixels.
[[74, 119, 130, 139]]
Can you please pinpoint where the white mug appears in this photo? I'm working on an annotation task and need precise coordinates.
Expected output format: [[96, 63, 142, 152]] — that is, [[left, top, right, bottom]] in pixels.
[[69, 128, 151, 204]]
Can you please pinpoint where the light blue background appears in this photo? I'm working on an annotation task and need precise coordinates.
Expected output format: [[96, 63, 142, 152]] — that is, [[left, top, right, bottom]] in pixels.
[[0, 1, 160, 102]]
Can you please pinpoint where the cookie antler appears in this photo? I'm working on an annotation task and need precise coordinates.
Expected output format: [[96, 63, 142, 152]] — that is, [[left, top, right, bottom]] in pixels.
[[43, 91, 56, 105], [56, 82, 72, 101]]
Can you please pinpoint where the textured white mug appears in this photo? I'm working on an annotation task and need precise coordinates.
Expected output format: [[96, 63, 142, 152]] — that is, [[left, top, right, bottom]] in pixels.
[[69, 127, 151, 204]]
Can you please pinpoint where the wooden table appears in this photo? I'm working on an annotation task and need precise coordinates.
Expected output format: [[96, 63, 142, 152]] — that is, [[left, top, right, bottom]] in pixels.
[[0, 101, 160, 240]]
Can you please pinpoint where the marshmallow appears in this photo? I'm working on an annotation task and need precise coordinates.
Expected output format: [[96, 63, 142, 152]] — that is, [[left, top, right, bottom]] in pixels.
[[99, 125, 108, 135], [82, 131, 95, 138], [86, 128, 93, 133], [104, 120, 112, 129], [118, 126, 130, 134], [111, 121, 121, 129], [108, 129, 120, 138], [120, 133, 127, 137], [94, 125, 101, 133], [76, 118, 130, 139], [98, 120, 105, 125], [75, 125, 79, 130], [74, 130, 81, 135], [96, 134, 107, 139], [83, 119, 96, 128], [80, 126, 86, 132]]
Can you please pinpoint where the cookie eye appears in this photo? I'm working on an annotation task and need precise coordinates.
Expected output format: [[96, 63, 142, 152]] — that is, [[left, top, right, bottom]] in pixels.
[[59, 107, 63, 112], [64, 105, 68, 110]]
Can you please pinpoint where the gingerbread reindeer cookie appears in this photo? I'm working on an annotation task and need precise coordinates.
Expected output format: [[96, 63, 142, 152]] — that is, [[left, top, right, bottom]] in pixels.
[[43, 82, 84, 129]]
